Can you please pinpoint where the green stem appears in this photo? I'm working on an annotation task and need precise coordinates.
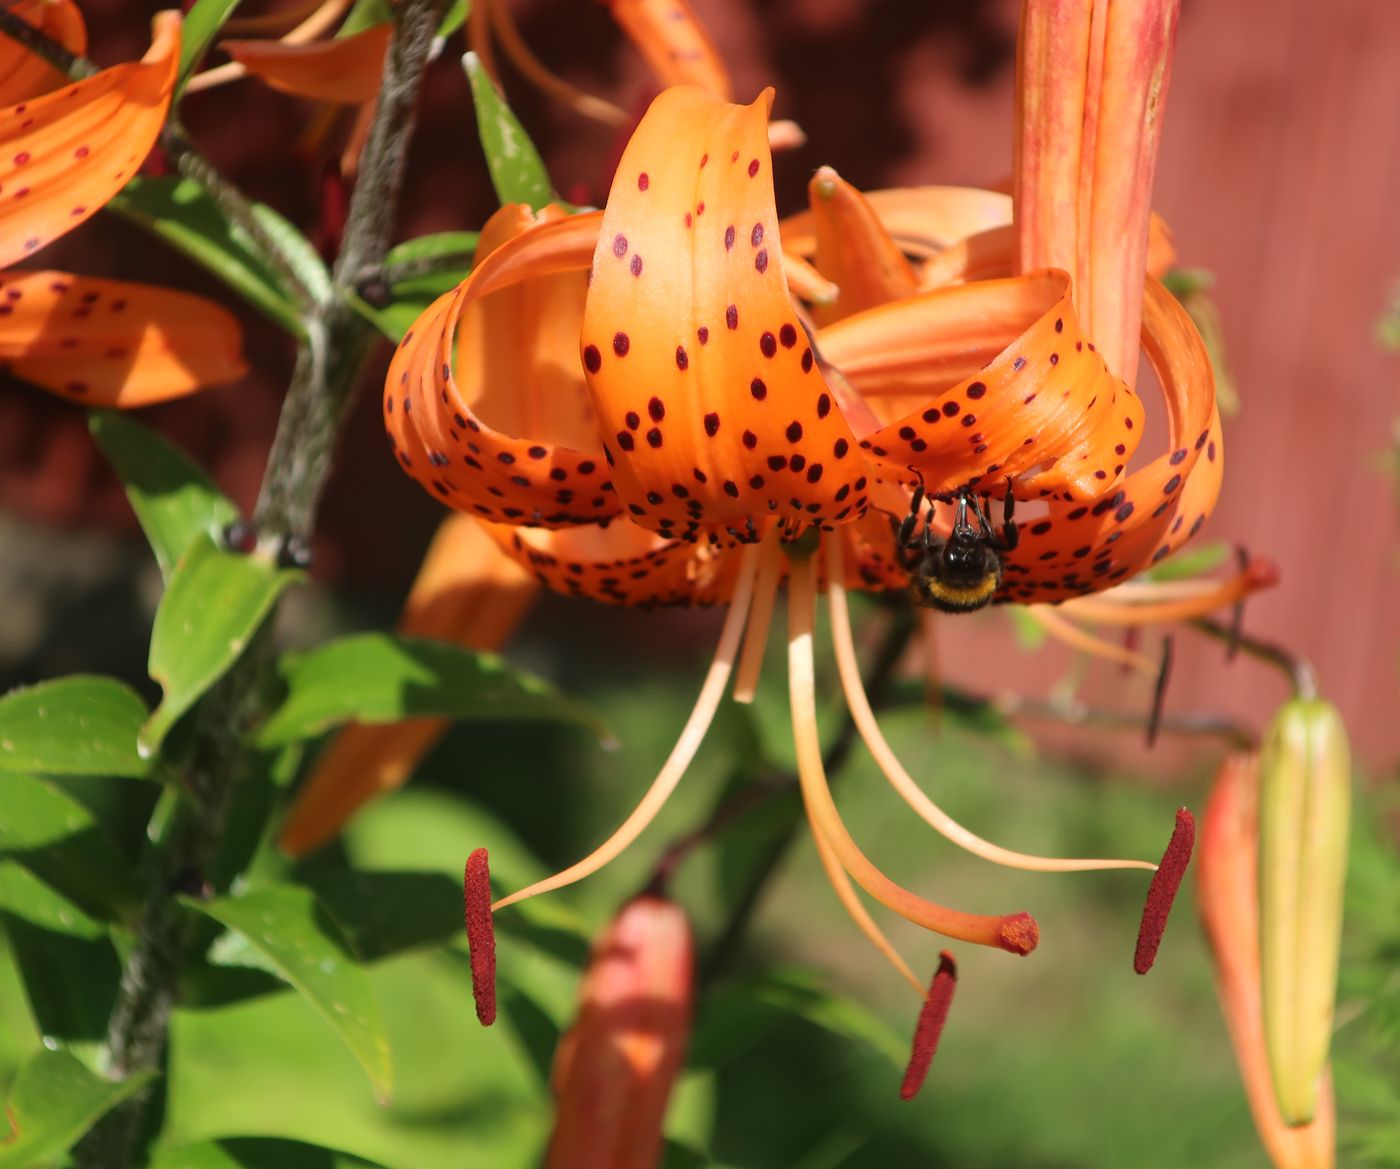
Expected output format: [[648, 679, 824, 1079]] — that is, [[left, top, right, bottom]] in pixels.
[[71, 2, 446, 1164]]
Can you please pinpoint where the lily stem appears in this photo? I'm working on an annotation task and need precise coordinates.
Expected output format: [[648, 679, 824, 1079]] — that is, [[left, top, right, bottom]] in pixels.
[[70, 2, 445, 1166], [1189, 616, 1319, 701]]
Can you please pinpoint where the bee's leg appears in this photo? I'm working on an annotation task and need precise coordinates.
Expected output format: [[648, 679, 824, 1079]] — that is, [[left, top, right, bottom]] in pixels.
[[998, 478, 1019, 551], [897, 483, 926, 549]]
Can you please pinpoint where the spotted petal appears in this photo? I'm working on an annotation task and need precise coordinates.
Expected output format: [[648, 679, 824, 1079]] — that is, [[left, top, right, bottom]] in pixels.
[[0, 11, 179, 268], [0, 271, 246, 405], [582, 87, 870, 541], [222, 24, 389, 104], [0, 0, 87, 107]]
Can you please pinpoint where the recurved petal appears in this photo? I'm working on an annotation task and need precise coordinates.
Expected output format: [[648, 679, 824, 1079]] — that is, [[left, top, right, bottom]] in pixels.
[[0, 10, 179, 268], [999, 277, 1219, 602], [783, 185, 1013, 259], [222, 23, 389, 104], [385, 210, 624, 528], [0, 271, 246, 406], [603, 0, 731, 100], [804, 166, 918, 326], [0, 0, 88, 106], [820, 268, 1144, 500], [581, 87, 868, 540]]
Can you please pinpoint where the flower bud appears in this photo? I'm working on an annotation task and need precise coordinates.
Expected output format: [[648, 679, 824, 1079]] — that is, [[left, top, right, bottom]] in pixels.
[[1257, 700, 1350, 1125], [1198, 751, 1335, 1167], [545, 895, 693, 1169]]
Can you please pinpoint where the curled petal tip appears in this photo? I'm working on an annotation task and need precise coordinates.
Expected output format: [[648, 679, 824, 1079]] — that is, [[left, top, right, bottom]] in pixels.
[[1134, 806, 1196, 974], [998, 912, 1040, 956], [464, 848, 497, 1025], [900, 950, 958, 1101]]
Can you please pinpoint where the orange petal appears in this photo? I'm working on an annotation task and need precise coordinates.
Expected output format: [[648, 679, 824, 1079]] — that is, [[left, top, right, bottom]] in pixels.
[[385, 210, 623, 528], [804, 166, 919, 326], [603, 0, 731, 100], [581, 87, 868, 538], [545, 896, 693, 1169], [0, 0, 87, 107], [1015, 0, 1179, 385], [0, 10, 179, 268], [222, 23, 389, 104], [783, 185, 1013, 259], [1198, 753, 1337, 1169], [819, 268, 1144, 500], [999, 276, 1217, 601], [0, 270, 245, 406], [279, 513, 539, 857]]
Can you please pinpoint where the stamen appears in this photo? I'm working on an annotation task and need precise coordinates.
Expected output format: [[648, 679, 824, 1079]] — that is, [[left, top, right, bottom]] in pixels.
[[1134, 807, 1196, 974], [1145, 634, 1174, 748], [732, 530, 784, 703], [482, 0, 631, 127], [784, 252, 840, 305], [1061, 556, 1279, 626], [809, 811, 924, 995], [900, 951, 957, 1101], [787, 553, 1039, 954], [464, 848, 497, 1025], [492, 543, 763, 913], [827, 542, 1154, 874], [1025, 605, 1156, 674]]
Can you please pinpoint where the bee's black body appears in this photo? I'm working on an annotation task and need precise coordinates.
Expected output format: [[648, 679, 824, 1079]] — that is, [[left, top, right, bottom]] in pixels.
[[894, 483, 1019, 614]]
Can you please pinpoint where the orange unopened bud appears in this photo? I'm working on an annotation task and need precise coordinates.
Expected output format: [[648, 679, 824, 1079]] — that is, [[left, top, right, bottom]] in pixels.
[[546, 895, 693, 1169], [1257, 699, 1350, 1125], [1198, 752, 1335, 1169]]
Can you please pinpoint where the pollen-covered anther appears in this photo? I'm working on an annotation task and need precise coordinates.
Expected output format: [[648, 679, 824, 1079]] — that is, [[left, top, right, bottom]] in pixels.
[[900, 951, 958, 1101], [1133, 807, 1196, 974], [464, 847, 497, 1024]]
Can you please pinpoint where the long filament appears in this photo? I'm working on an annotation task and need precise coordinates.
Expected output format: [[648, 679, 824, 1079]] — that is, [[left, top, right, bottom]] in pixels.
[[493, 542, 762, 912], [184, 0, 354, 93], [1025, 604, 1156, 673], [731, 532, 784, 704], [786, 553, 1038, 954], [826, 541, 1155, 874]]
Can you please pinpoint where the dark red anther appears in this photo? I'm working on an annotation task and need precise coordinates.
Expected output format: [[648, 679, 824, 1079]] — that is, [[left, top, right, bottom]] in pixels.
[[900, 951, 957, 1101], [1134, 807, 1196, 974], [463, 848, 497, 1025]]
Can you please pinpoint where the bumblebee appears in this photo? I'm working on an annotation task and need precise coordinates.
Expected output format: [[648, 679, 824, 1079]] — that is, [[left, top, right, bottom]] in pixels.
[[894, 482, 1019, 613]]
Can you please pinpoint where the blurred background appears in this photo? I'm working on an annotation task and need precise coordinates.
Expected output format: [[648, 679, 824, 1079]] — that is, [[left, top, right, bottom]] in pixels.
[[0, 1, 1397, 1166]]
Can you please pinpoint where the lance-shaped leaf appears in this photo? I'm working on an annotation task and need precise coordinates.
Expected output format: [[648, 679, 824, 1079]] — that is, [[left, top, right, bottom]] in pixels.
[[140, 536, 302, 757], [0, 676, 151, 779], [182, 885, 392, 1102], [148, 1140, 391, 1169], [257, 633, 602, 747], [89, 411, 239, 579], [463, 52, 553, 211], [0, 271, 247, 407], [178, 0, 243, 85], [0, 11, 180, 268], [1258, 698, 1350, 1125], [0, 1050, 153, 1169]]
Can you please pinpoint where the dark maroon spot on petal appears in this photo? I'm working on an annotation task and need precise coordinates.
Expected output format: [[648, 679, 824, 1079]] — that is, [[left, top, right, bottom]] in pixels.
[[1164, 474, 1182, 494], [760, 332, 777, 358], [637, 172, 649, 191], [749, 474, 765, 489], [767, 455, 787, 471], [613, 332, 630, 357], [966, 381, 986, 399], [833, 438, 849, 458], [1134, 808, 1196, 974], [750, 377, 767, 400], [1054, 318, 1064, 333], [751, 222, 764, 247], [464, 849, 496, 1025], [942, 401, 959, 417], [649, 397, 666, 422], [724, 479, 739, 497], [742, 430, 758, 449], [625, 411, 640, 430], [612, 233, 628, 257], [754, 249, 768, 274], [697, 325, 709, 345], [747, 158, 760, 177], [816, 393, 831, 419], [1013, 355, 1027, 370], [1207, 441, 1217, 461], [583, 344, 601, 372], [1031, 521, 1052, 535], [630, 254, 644, 277], [786, 421, 803, 443], [1049, 353, 1059, 366], [801, 347, 814, 373], [675, 345, 688, 370], [725, 225, 736, 250], [704, 412, 720, 436], [13, 152, 29, 165], [646, 428, 663, 448], [617, 431, 635, 451], [726, 304, 738, 330]]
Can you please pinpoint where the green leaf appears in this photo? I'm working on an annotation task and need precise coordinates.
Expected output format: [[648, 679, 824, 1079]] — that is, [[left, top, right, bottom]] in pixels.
[[298, 870, 461, 962], [0, 773, 139, 923], [141, 536, 301, 757], [256, 633, 603, 747], [183, 886, 392, 1101], [106, 178, 304, 334], [0, 1049, 153, 1169], [1007, 605, 1048, 651], [249, 202, 332, 306], [0, 676, 151, 779], [462, 52, 553, 211], [149, 1139, 392, 1169], [339, 0, 393, 37], [437, 0, 472, 37], [179, 0, 245, 85], [89, 412, 239, 580]]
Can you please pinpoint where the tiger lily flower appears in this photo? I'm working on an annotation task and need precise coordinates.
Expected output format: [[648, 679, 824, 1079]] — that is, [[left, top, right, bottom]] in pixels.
[[0, 9, 246, 405], [393, 0, 1217, 1034]]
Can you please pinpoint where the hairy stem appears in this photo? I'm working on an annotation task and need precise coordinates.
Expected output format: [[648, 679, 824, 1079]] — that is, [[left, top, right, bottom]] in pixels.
[[72, 2, 445, 1164]]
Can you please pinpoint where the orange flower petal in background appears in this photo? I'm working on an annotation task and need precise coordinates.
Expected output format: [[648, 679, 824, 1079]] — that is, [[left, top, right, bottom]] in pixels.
[[222, 23, 389, 104], [602, 0, 732, 101], [545, 895, 693, 1169], [1197, 753, 1336, 1169], [0, 271, 245, 406], [0, 0, 87, 107], [0, 10, 180, 268], [278, 512, 539, 857]]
